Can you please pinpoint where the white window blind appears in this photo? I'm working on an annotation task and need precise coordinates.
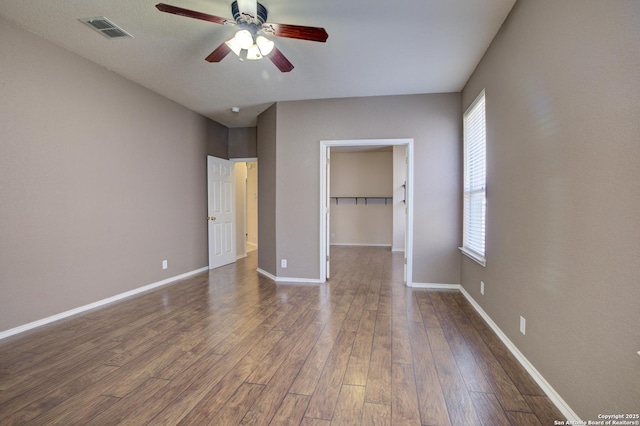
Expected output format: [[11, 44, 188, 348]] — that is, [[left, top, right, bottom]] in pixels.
[[462, 90, 486, 265]]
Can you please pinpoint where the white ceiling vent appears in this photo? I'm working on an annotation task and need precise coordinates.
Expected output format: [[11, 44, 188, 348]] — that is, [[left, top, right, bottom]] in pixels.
[[80, 17, 133, 39]]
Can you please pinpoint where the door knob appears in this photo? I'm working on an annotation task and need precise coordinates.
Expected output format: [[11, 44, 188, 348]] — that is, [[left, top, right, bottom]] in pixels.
[[208, 216, 216, 221]]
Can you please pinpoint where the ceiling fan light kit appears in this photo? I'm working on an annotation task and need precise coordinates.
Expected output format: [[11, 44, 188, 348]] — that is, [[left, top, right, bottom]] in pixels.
[[155, 0, 328, 72]]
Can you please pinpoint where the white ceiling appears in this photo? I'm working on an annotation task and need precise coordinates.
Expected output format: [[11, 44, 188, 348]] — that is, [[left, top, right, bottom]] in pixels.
[[0, 0, 515, 128]]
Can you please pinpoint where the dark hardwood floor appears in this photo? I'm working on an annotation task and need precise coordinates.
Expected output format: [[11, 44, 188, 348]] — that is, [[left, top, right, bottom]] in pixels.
[[0, 246, 564, 425]]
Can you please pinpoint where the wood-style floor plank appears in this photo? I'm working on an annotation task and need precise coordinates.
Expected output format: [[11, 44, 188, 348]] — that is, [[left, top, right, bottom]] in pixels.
[[426, 324, 482, 426], [269, 393, 310, 425], [342, 309, 375, 386], [288, 324, 341, 396], [330, 384, 365, 425], [0, 364, 119, 425], [0, 247, 564, 425], [304, 327, 356, 420], [361, 402, 391, 425], [506, 410, 544, 425], [469, 391, 512, 426], [429, 292, 493, 394], [175, 329, 286, 424], [450, 292, 546, 396], [240, 322, 325, 425], [524, 394, 567, 425], [363, 314, 392, 405], [390, 363, 421, 425], [86, 377, 170, 425], [407, 321, 451, 426]]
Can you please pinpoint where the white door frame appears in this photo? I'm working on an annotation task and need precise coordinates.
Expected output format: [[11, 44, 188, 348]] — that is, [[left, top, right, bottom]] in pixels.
[[319, 138, 414, 286]]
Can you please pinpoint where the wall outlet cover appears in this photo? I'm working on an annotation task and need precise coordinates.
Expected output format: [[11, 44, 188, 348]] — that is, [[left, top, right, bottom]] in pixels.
[[281, 259, 287, 268]]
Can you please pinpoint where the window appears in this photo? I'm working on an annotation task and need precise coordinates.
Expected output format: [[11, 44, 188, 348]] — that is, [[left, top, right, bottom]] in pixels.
[[461, 90, 486, 265]]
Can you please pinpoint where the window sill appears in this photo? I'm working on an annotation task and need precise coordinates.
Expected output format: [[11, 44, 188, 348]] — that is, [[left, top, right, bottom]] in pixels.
[[459, 247, 486, 267]]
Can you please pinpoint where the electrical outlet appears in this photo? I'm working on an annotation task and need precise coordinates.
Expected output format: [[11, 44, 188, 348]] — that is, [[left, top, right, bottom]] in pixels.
[[281, 259, 287, 268], [480, 281, 485, 295], [162, 260, 168, 270], [520, 316, 526, 335]]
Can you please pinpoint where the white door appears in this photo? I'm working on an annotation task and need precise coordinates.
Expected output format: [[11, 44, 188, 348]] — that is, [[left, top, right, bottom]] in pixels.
[[208, 156, 236, 269], [326, 148, 331, 279], [403, 177, 408, 282]]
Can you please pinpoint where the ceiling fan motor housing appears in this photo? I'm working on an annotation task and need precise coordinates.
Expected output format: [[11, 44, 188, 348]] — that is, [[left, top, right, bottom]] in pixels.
[[232, 1, 268, 32]]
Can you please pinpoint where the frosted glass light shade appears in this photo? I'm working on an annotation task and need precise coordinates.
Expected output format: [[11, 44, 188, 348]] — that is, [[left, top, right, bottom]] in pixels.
[[246, 44, 262, 60], [256, 35, 274, 56], [225, 38, 242, 56], [234, 30, 254, 49]]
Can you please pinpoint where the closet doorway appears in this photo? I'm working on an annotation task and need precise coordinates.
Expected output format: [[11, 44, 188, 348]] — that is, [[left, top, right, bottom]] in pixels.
[[320, 139, 414, 286]]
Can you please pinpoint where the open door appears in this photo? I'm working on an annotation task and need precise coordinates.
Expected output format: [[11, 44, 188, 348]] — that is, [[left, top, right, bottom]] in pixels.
[[325, 147, 331, 279], [208, 156, 236, 269]]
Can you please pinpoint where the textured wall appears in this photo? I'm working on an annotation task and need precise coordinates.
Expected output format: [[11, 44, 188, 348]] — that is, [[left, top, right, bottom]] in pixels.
[[229, 127, 257, 159], [0, 17, 222, 332], [256, 105, 277, 275], [462, 0, 640, 418]]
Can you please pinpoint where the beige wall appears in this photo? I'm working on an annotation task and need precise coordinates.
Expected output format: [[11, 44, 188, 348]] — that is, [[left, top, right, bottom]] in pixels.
[[229, 127, 257, 159], [462, 0, 640, 418], [206, 121, 230, 160], [257, 105, 277, 275], [330, 151, 393, 246], [0, 17, 225, 332], [267, 94, 461, 282]]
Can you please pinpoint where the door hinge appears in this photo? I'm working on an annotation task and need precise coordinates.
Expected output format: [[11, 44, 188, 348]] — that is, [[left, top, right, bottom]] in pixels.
[[327, 158, 330, 165], [326, 255, 330, 261], [406, 157, 409, 164], [405, 207, 408, 215], [404, 258, 407, 265]]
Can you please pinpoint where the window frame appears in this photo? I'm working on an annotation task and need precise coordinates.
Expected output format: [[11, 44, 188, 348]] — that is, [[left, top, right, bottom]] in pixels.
[[460, 90, 487, 266]]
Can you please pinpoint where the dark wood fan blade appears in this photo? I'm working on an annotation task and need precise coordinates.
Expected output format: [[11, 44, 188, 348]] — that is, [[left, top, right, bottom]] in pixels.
[[268, 47, 294, 72], [205, 40, 233, 62], [156, 3, 232, 26], [263, 22, 328, 42]]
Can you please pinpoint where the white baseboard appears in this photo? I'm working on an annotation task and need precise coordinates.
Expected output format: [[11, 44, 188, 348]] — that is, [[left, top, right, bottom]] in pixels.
[[411, 282, 461, 290], [256, 268, 277, 281], [391, 248, 405, 252], [331, 243, 392, 247], [459, 286, 580, 422], [0, 266, 209, 341], [275, 277, 322, 284], [256, 268, 322, 285]]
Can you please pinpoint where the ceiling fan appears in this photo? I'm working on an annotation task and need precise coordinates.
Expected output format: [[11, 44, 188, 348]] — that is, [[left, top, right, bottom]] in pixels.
[[155, 0, 328, 72]]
